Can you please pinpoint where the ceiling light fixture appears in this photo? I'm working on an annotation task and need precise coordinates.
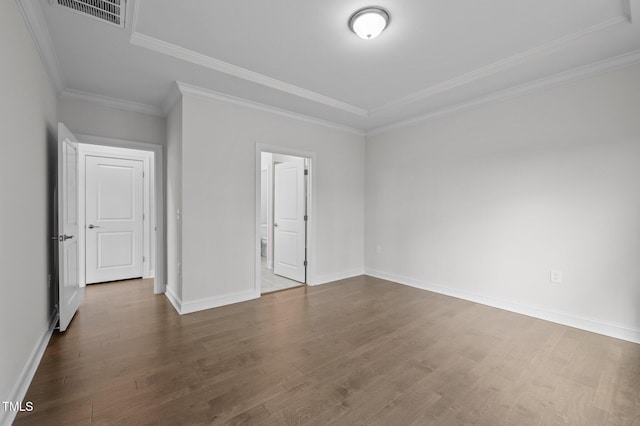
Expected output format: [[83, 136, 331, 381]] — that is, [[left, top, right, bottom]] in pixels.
[[349, 7, 390, 40]]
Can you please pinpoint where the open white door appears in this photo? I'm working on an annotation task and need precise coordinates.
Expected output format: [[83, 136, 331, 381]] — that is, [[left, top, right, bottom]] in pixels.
[[85, 156, 144, 283], [273, 158, 306, 283], [58, 123, 84, 332]]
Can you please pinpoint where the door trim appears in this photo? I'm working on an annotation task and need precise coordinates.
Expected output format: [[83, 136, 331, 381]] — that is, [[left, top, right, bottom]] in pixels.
[[77, 134, 166, 295], [255, 144, 316, 295], [79, 148, 152, 284], [82, 154, 146, 284]]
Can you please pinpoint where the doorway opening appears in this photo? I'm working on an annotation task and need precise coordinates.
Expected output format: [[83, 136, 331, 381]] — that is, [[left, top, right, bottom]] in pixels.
[[76, 134, 165, 294], [256, 145, 315, 294], [55, 125, 165, 332]]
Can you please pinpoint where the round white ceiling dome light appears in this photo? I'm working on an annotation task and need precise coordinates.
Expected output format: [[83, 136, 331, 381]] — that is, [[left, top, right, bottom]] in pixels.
[[349, 7, 390, 40]]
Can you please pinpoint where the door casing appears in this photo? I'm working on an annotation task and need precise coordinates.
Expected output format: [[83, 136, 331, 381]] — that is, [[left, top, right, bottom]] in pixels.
[[77, 134, 166, 294], [255, 144, 316, 294], [79, 145, 154, 285]]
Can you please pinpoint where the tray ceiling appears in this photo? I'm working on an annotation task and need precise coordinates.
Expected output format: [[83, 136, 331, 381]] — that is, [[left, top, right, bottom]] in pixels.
[[20, 0, 640, 132]]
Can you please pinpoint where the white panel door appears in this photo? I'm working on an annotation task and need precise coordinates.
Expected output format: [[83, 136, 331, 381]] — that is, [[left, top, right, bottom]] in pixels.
[[273, 159, 306, 283], [58, 123, 84, 332], [85, 156, 144, 283]]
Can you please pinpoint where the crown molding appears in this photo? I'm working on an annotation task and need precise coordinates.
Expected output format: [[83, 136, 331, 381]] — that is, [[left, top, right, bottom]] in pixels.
[[370, 13, 633, 117], [176, 82, 365, 136], [130, 32, 368, 118], [15, 0, 65, 93], [367, 49, 640, 137], [18, 0, 638, 135], [60, 88, 163, 116], [130, 0, 633, 123], [161, 82, 182, 115]]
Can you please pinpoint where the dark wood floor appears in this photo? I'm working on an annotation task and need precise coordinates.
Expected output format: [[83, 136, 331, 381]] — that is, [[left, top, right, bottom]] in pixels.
[[15, 276, 640, 425]]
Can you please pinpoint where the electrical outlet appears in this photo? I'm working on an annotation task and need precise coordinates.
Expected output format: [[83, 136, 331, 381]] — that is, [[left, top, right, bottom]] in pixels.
[[550, 270, 562, 283]]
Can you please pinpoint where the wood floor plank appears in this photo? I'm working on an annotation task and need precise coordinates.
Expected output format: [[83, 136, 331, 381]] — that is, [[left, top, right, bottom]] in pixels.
[[14, 276, 640, 425]]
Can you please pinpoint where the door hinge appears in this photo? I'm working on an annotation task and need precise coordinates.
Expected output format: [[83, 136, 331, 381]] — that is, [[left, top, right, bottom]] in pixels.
[[304, 169, 308, 176], [304, 260, 307, 267], [304, 215, 308, 221], [143, 256, 146, 262]]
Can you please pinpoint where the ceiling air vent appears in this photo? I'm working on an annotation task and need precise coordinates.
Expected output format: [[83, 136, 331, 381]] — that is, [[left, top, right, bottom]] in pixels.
[[52, 0, 126, 28]]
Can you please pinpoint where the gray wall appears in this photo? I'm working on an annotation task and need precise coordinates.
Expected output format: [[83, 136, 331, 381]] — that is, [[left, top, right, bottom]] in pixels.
[[58, 97, 166, 145], [166, 99, 183, 301], [366, 63, 640, 340], [58, 94, 168, 295], [0, 0, 58, 411], [178, 94, 365, 306]]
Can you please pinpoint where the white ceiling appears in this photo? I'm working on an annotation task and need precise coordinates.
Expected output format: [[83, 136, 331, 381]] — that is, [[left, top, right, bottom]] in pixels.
[[24, 0, 640, 133]]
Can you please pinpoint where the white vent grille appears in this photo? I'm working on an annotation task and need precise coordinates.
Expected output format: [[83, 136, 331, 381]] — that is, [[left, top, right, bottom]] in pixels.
[[52, 0, 126, 28]]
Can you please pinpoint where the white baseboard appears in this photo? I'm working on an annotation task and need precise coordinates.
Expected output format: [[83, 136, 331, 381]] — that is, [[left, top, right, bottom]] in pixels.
[[1, 312, 57, 426], [175, 289, 260, 315], [164, 286, 182, 314], [365, 268, 640, 344], [309, 268, 365, 286]]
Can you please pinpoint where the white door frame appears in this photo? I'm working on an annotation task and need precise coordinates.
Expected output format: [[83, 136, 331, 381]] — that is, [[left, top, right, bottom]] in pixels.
[[79, 148, 151, 284], [255, 144, 316, 294], [77, 134, 166, 295]]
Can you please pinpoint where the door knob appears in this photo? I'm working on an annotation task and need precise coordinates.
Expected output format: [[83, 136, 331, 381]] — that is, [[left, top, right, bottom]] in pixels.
[[274, 223, 278, 227], [88, 224, 100, 229]]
